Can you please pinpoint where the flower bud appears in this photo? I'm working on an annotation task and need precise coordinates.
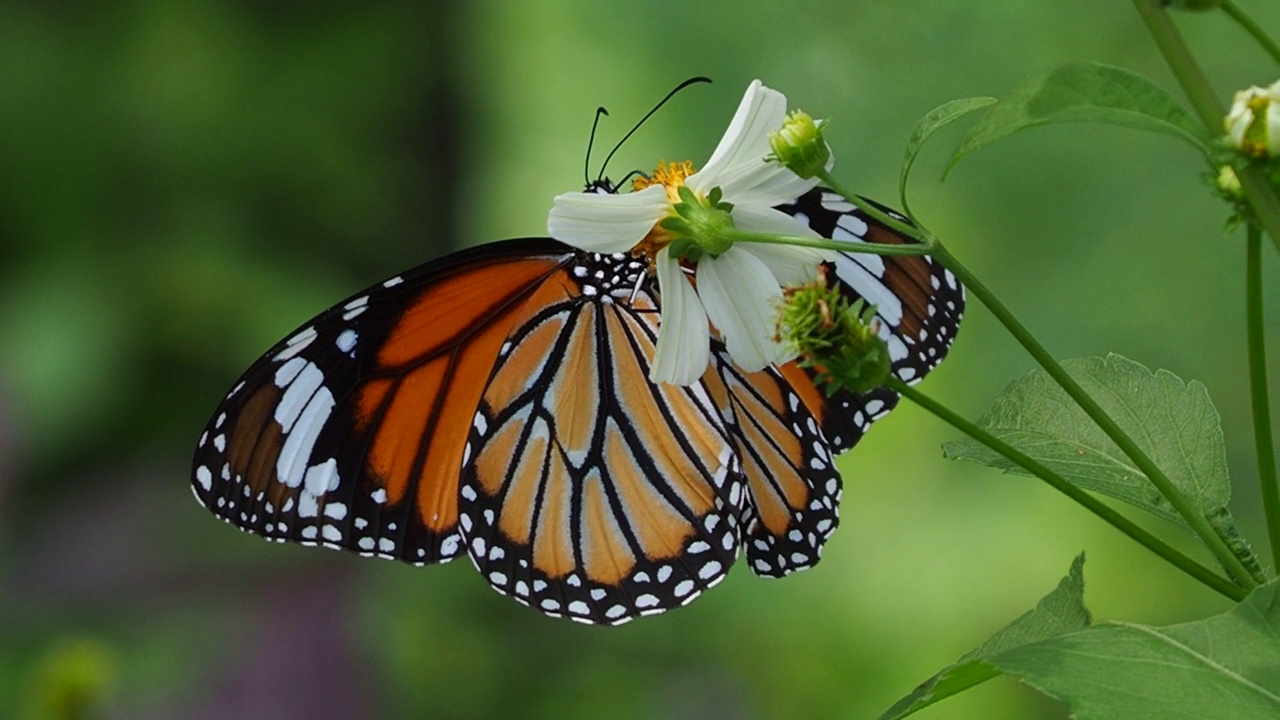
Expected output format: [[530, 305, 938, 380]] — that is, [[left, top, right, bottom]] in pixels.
[[1216, 165, 1243, 198], [768, 111, 832, 179], [1225, 81, 1280, 157]]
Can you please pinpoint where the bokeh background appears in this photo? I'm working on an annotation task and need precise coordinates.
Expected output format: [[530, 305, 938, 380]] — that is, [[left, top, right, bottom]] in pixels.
[[3, 2, 1279, 719]]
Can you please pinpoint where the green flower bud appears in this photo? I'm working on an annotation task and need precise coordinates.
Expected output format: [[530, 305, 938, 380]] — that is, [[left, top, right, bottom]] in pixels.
[[1216, 165, 1243, 198], [767, 111, 832, 179], [776, 268, 890, 396]]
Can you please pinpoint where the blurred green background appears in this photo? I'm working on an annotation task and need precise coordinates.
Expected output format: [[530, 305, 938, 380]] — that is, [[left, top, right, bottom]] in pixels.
[[3, 2, 1279, 719]]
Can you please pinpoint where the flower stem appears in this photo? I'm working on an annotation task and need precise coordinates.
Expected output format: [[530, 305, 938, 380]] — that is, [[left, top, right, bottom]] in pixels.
[[1246, 224, 1280, 568], [1220, 0, 1280, 67], [928, 241, 1258, 589], [815, 170, 933, 243], [1131, 0, 1280, 253], [816, 173, 1254, 580], [724, 230, 934, 256], [885, 376, 1247, 602]]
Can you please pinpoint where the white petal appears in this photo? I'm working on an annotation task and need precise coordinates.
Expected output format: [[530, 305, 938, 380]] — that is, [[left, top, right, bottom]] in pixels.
[[1269, 98, 1280, 156], [697, 246, 788, 373], [691, 81, 785, 185], [691, 154, 823, 208], [686, 80, 825, 207], [1227, 104, 1253, 148], [547, 185, 669, 253], [731, 205, 834, 285], [651, 248, 710, 385]]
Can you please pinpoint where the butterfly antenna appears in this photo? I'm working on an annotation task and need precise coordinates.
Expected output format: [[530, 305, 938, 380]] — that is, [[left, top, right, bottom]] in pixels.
[[596, 76, 712, 184], [584, 106, 609, 188], [612, 169, 647, 191]]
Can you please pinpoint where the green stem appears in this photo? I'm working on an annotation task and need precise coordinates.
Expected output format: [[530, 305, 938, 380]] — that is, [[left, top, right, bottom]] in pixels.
[[886, 376, 1246, 602], [1221, 0, 1280, 67], [1246, 224, 1280, 568], [928, 241, 1258, 589], [815, 170, 932, 243], [815, 171, 1255, 583], [725, 230, 935, 256], [1132, 0, 1280, 253]]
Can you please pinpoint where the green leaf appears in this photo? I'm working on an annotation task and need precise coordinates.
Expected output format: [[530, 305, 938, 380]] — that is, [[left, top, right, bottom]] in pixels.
[[943, 354, 1230, 530], [944, 62, 1210, 178], [878, 554, 1091, 720], [898, 97, 997, 219], [988, 580, 1280, 720]]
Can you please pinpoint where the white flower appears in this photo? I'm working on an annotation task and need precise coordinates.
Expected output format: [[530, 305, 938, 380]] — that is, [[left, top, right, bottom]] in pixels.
[[547, 80, 835, 385], [1225, 80, 1280, 157]]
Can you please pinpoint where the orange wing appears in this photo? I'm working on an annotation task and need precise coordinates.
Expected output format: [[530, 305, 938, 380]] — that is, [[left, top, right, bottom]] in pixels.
[[193, 187, 966, 625], [192, 239, 574, 565], [459, 252, 743, 625], [709, 350, 842, 577]]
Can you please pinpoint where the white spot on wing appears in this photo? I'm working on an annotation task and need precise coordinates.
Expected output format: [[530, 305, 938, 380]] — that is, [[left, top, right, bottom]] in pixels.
[[336, 329, 358, 354], [303, 458, 340, 496], [274, 327, 318, 361], [834, 255, 903, 327], [276, 384, 336, 489], [195, 466, 212, 491], [274, 356, 307, 388], [275, 362, 325, 432], [298, 493, 319, 518]]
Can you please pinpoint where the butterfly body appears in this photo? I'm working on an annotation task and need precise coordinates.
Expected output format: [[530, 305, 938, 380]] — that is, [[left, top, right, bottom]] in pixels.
[[193, 188, 962, 624]]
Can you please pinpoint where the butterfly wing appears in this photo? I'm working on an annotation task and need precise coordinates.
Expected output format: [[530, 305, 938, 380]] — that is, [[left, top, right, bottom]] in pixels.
[[459, 252, 744, 625], [725, 188, 964, 578], [193, 186, 964, 619], [775, 187, 964, 452], [707, 348, 840, 578], [191, 238, 577, 565]]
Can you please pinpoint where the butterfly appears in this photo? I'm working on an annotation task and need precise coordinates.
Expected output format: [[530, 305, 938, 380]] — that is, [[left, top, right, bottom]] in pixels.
[[191, 186, 963, 625]]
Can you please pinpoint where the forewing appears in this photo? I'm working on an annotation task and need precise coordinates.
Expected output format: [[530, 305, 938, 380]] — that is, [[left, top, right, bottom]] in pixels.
[[775, 188, 964, 452], [192, 239, 573, 566], [717, 188, 964, 578], [459, 252, 744, 625]]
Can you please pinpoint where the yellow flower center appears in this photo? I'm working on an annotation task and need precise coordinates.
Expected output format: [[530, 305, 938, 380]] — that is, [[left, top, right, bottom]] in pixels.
[[632, 160, 697, 259]]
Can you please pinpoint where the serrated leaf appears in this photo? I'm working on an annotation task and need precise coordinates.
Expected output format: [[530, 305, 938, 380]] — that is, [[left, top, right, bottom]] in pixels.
[[943, 354, 1229, 530], [987, 581, 1280, 720], [944, 62, 1210, 178], [879, 554, 1091, 720], [899, 96, 997, 219]]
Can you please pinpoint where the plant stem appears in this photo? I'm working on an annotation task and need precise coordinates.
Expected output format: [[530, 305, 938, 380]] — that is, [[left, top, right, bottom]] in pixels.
[[929, 241, 1258, 589], [1246, 224, 1280, 568], [724, 230, 934, 256], [1220, 0, 1280, 67], [1131, 0, 1280, 252], [886, 376, 1247, 602], [815, 170, 932, 243]]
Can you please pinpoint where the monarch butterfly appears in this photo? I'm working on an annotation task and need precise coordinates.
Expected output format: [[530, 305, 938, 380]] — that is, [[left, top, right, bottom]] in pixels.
[[191, 183, 963, 625]]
